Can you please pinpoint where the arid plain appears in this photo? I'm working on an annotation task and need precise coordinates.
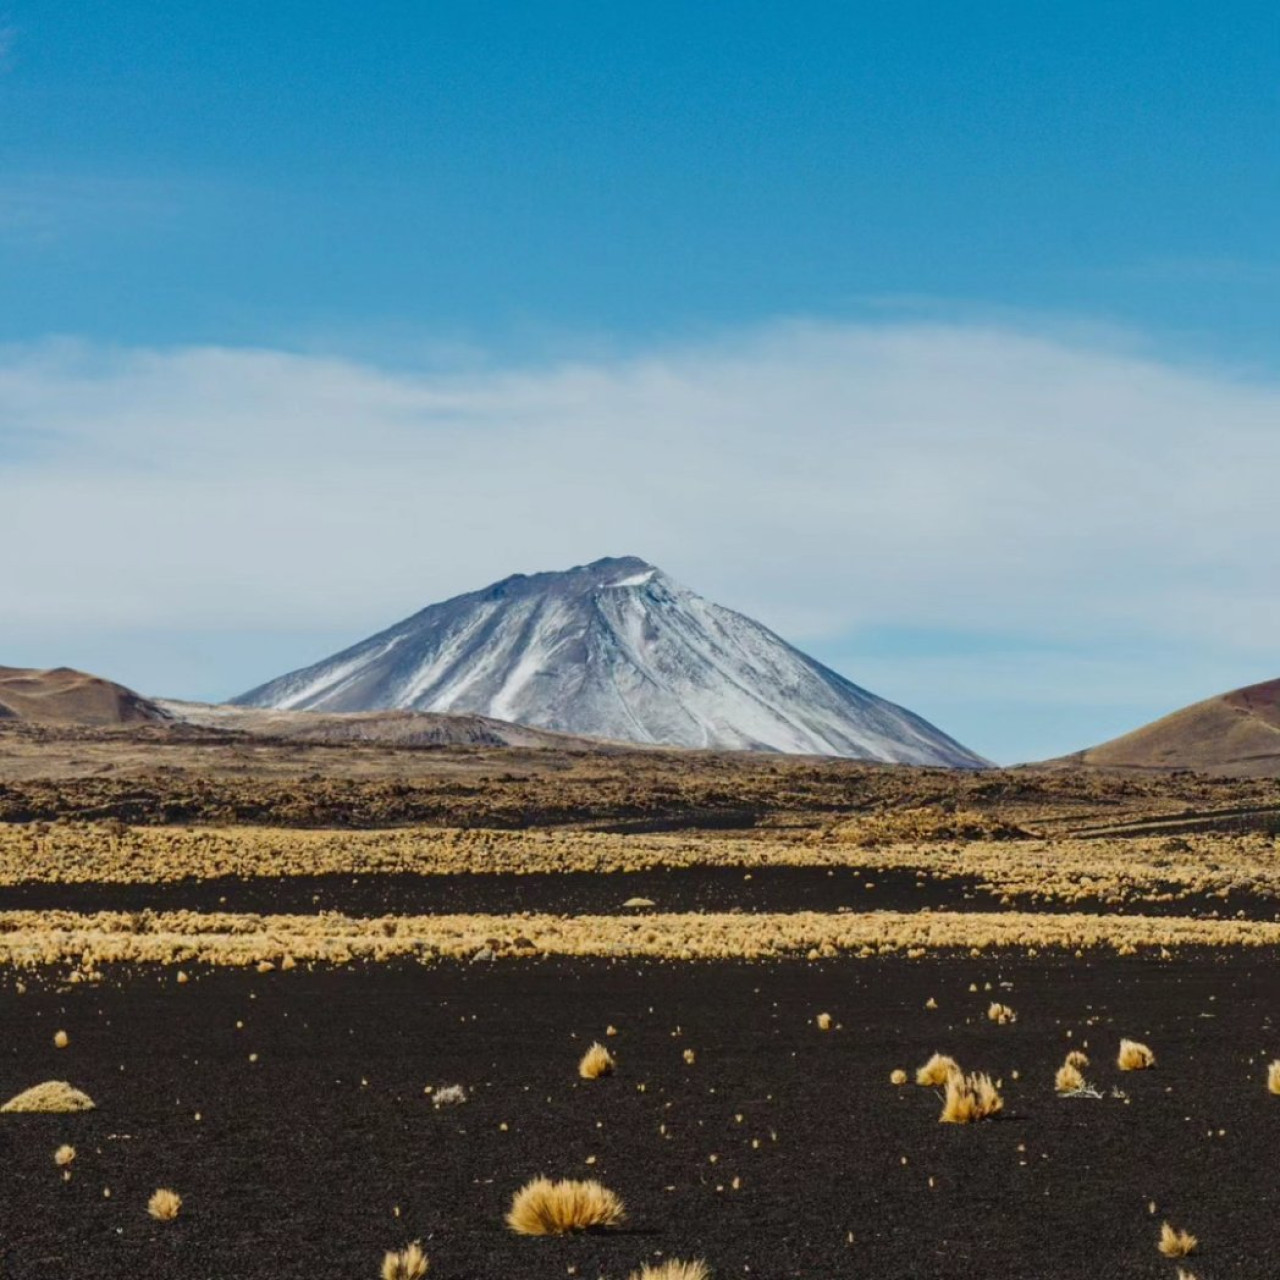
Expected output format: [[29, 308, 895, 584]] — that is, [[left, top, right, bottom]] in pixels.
[[3, 716, 1280, 1278]]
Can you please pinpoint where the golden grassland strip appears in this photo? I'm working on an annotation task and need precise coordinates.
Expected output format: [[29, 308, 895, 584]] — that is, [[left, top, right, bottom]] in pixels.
[[2, 824, 1280, 909], [0, 909, 1279, 968]]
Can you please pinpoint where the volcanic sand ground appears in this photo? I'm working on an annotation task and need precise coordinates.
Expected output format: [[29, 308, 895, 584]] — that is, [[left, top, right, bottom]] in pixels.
[[4, 953, 1279, 1280], [4, 727, 1280, 1277]]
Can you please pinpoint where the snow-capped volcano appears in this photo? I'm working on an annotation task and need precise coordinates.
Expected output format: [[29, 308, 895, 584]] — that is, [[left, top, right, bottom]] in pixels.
[[233, 556, 986, 765]]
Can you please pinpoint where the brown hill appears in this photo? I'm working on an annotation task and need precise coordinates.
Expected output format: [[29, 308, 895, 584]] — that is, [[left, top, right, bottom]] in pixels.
[[0, 666, 170, 727], [1059, 677, 1280, 778], [155, 700, 610, 751]]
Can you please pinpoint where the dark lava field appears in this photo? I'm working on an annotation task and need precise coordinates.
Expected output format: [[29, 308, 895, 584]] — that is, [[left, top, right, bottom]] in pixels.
[[2, 952, 1277, 1279]]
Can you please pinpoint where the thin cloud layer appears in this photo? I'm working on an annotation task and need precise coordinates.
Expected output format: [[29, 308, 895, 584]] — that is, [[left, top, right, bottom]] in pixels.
[[1, 319, 1277, 753]]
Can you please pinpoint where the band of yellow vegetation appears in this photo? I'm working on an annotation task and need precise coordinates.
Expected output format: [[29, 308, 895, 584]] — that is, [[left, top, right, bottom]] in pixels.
[[0, 907, 1277, 968], [4, 823, 1279, 916]]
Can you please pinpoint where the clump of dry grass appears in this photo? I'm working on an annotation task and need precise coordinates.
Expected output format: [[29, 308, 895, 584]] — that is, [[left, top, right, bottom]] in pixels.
[[147, 1188, 182, 1221], [1064, 1049, 1089, 1070], [1055, 1063, 1086, 1094], [890, 1069, 908, 1086], [428, 1084, 467, 1107], [54, 1143, 76, 1167], [53, 1029, 69, 1049], [987, 1002, 1017, 1025], [916, 1053, 961, 1087], [815, 1012, 832, 1031], [1, 1081, 95, 1113], [940, 1072, 1003, 1123], [1267, 1060, 1280, 1095], [1158, 1222, 1197, 1258], [627, 1261, 710, 1280], [579, 1042, 615, 1079], [506, 1177, 626, 1235], [1118, 1039, 1156, 1071], [382, 1241, 428, 1280]]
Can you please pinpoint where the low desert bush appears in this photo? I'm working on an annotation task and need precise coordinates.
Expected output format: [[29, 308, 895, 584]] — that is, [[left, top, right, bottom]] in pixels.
[[1267, 1060, 1280, 1095], [430, 1084, 467, 1107], [1064, 1049, 1089, 1070], [147, 1188, 182, 1221], [987, 1002, 1017, 1025], [382, 1242, 429, 1280], [579, 1042, 616, 1079], [627, 1261, 710, 1280], [1055, 1063, 1086, 1094], [1, 1081, 95, 1113], [916, 1053, 961, 1087], [890, 1069, 908, 1086], [506, 1177, 626, 1235], [1158, 1222, 1197, 1258], [940, 1072, 1003, 1123], [53, 1030, 69, 1049], [1118, 1039, 1156, 1071], [816, 1012, 832, 1031]]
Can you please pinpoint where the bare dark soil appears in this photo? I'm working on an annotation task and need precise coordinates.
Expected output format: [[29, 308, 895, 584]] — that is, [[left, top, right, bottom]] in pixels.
[[3, 952, 1278, 1280], [2, 867, 1278, 921]]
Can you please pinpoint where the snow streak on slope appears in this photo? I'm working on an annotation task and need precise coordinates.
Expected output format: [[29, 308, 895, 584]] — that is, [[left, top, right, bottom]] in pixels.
[[234, 557, 987, 766]]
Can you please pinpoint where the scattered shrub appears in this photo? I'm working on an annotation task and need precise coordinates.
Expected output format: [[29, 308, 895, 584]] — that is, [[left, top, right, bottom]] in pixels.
[[890, 1069, 908, 1086], [1118, 1039, 1156, 1071], [382, 1241, 429, 1280], [987, 1003, 1017, 1025], [1055, 1063, 1086, 1094], [628, 1261, 710, 1280], [1, 1081, 95, 1113], [1158, 1222, 1197, 1258], [430, 1084, 467, 1107], [1267, 1060, 1280, 1095], [1064, 1050, 1089, 1070], [940, 1072, 1003, 1124], [53, 1030, 69, 1049], [816, 1012, 832, 1031], [916, 1053, 960, 1087], [506, 1177, 626, 1235], [579, 1042, 615, 1080], [147, 1189, 182, 1222], [54, 1144, 76, 1167]]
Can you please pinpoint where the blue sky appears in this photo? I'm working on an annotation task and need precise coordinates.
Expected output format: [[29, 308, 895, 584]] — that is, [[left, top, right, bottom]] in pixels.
[[1, 2, 1278, 762]]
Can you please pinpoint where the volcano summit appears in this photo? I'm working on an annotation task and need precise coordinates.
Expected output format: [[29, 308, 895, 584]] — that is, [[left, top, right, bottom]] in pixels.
[[234, 557, 985, 765]]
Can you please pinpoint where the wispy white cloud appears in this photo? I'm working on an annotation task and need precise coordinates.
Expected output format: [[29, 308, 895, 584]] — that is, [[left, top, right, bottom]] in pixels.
[[1, 319, 1277, 749], [0, 174, 186, 246]]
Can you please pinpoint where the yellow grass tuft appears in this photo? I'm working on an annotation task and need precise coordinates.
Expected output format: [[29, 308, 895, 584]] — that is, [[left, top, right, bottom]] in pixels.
[[1158, 1222, 1197, 1258], [579, 1042, 616, 1080], [627, 1261, 710, 1280], [53, 1029, 70, 1049], [1054, 1063, 1086, 1094], [986, 1002, 1017, 1025], [890, 1069, 908, 1086], [1267, 1060, 1280, 1095], [1064, 1049, 1089, 1070], [1118, 1039, 1156, 1071], [382, 1241, 429, 1280], [940, 1072, 1003, 1123], [816, 1012, 832, 1031], [916, 1053, 961, 1087], [1, 1081, 95, 1113], [506, 1177, 626, 1235], [54, 1143, 76, 1167], [147, 1188, 182, 1221]]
